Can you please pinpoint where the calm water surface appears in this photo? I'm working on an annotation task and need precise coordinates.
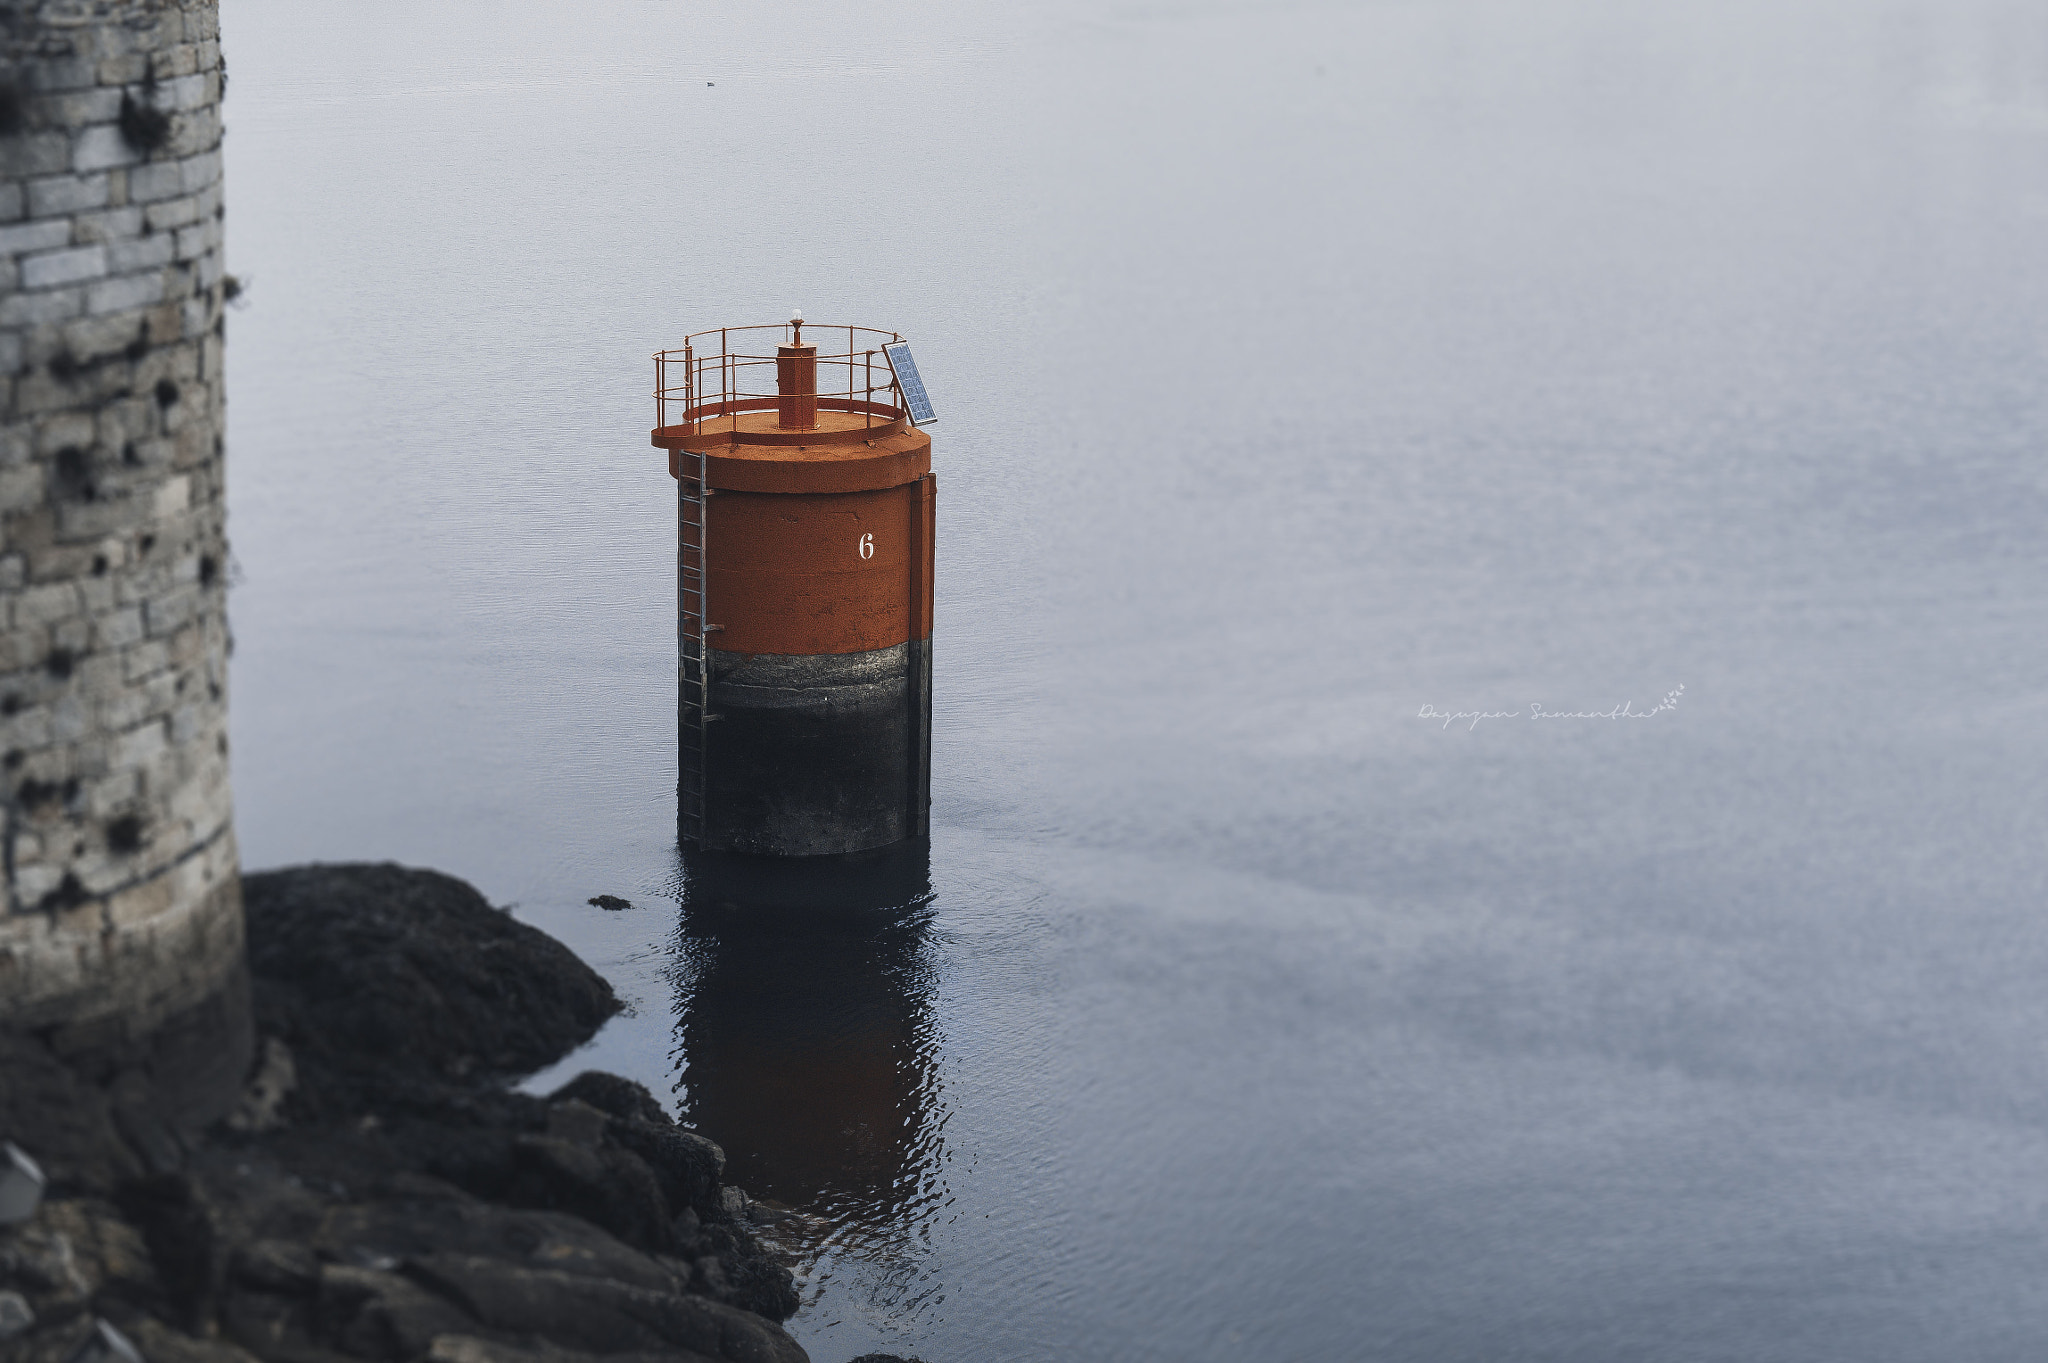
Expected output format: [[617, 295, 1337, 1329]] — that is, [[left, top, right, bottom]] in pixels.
[[223, 2, 2048, 1358]]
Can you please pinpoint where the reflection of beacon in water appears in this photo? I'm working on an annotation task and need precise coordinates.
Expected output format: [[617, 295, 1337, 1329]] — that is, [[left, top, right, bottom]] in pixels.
[[675, 843, 941, 1221], [651, 315, 938, 855]]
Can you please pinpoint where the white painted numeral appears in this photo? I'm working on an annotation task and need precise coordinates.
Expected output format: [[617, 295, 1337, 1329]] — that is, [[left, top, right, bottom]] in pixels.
[[859, 533, 874, 560]]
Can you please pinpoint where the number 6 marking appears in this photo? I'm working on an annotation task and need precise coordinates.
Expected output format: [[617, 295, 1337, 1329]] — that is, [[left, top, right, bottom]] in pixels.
[[858, 532, 874, 560]]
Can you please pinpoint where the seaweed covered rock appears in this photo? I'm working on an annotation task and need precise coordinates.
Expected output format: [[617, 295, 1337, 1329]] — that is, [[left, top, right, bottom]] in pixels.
[[243, 864, 619, 1114]]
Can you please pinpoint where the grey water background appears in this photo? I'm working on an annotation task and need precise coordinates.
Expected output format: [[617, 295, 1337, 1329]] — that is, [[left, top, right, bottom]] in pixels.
[[220, 0, 2048, 1359]]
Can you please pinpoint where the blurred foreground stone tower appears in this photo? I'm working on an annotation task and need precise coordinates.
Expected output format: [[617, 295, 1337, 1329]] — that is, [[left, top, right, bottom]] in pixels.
[[0, 0, 246, 1128]]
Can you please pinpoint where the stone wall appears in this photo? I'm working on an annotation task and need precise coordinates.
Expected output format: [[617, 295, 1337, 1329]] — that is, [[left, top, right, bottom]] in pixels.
[[0, 0, 245, 1127]]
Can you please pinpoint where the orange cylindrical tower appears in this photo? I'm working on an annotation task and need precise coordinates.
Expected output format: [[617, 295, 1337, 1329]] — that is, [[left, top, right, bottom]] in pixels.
[[652, 318, 936, 856]]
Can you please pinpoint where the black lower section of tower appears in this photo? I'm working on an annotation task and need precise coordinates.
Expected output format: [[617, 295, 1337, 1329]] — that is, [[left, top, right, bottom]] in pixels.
[[688, 639, 931, 857]]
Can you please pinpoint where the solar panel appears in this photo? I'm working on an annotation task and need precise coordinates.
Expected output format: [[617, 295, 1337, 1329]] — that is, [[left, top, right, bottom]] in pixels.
[[883, 342, 937, 426]]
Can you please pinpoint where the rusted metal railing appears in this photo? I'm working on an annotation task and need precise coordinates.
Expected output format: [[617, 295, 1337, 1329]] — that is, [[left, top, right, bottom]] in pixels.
[[653, 323, 907, 436]]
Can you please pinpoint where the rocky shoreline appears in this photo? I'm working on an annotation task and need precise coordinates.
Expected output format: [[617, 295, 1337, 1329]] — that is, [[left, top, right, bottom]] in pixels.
[[0, 864, 918, 1363]]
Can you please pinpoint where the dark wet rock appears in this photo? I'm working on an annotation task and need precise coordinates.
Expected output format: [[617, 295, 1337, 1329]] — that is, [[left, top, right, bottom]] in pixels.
[[115, 1175, 225, 1332], [404, 1255, 802, 1363], [123, 1318, 266, 1363], [427, 1335, 723, 1363], [0, 1197, 161, 1327], [503, 1135, 672, 1254], [544, 1074, 726, 1223], [678, 1221, 800, 1324], [0, 1034, 140, 1196], [547, 1074, 669, 1131], [544, 1101, 610, 1149], [603, 1124, 725, 1224], [107, 1073, 185, 1178], [243, 864, 619, 1115], [0, 1313, 99, 1363], [2, 863, 810, 1363], [319, 1262, 477, 1361], [227, 1240, 319, 1296]]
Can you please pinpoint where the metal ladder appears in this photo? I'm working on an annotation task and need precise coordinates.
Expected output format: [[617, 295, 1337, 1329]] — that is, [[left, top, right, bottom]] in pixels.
[[677, 447, 711, 848]]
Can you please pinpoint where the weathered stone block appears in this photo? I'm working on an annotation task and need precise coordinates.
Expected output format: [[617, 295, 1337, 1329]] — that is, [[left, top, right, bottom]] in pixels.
[[160, 73, 211, 113], [98, 56, 150, 86], [15, 582, 80, 627], [168, 108, 222, 160], [0, 134, 75, 180], [0, 628, 47, 671], [88, 269, 164, 315], [22, 245, 109, 290], [53, 616, 92, 655], [37, 411, 98, 454], [182, 150, 221, 193], [0, 699, 52, 750], [0, 218, 76, 257], [125, 161, 186, 203], [167, 701, 211, 747], [72, 124, 140, 175], [56, 496, 147, 541], [95, 607, 146, 651], [174, 221, 216, 261], [144, 193, 201, 232], [0, 463, 47, 514], [61, 310, 145, 363], [48, 691, 90, 743], [85, 768, 141, 818], [12, 862, 63, 906], [144, 587, 199, 639], [49, 88, 126, 126], [26, 58, 100, 93], [0, 286, 87, 329], [97, 395, 157, 448], [107, 233, 173, 274], [10, 827, 44, 867], [120, 638, 169, 682], [81, 20, 144, 61], [74, 205, 144, 244], [29, 173, 112, 218], [158, 44, 200, 79], [151, 473, 191, 519], [111, 718, 169, 773]]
